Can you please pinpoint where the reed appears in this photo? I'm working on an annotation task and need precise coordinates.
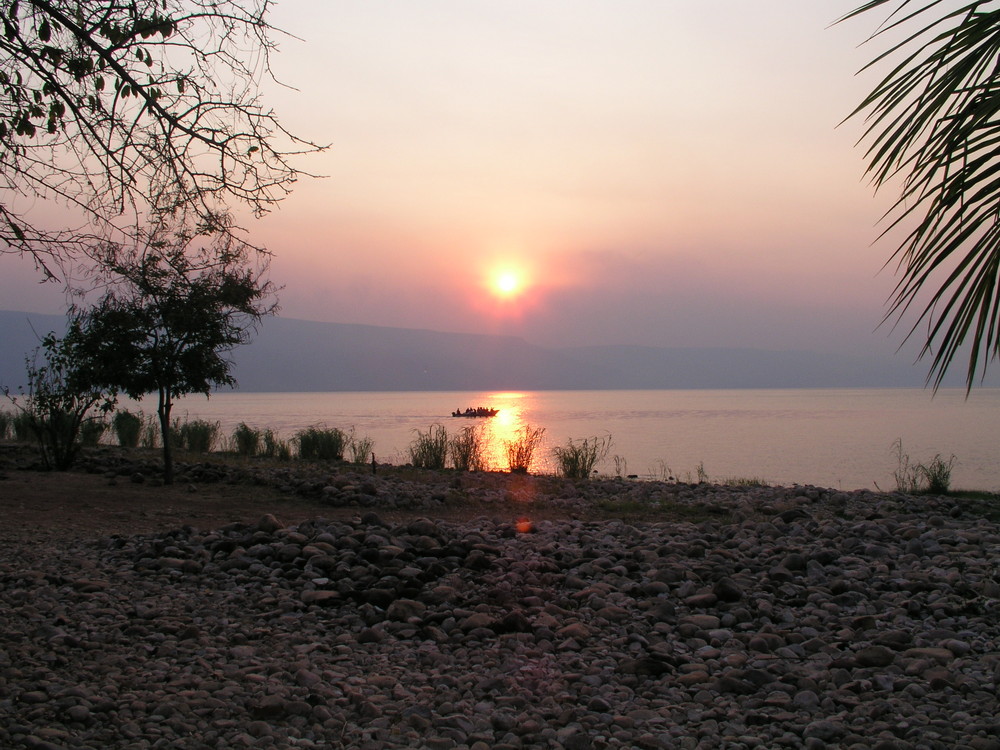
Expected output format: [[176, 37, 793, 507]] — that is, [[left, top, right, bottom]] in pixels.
[[504, 425, 545, 474], [79, 418, 107, 447], [262, 429, 292, 461], [348, 429, 376, 465], [112, 410, 143, 448], [409, 424, 449, 470], [552, 435, 612, 480], [179, 418, 219, 453], [232, 422, 261, 457], [449, 424, 486, 472], [0, 409, 12, 440], [297, 426, 347, 461]]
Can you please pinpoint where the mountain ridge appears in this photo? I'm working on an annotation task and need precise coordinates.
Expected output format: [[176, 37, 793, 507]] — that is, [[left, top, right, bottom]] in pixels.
[[0, 309, 980, 391]]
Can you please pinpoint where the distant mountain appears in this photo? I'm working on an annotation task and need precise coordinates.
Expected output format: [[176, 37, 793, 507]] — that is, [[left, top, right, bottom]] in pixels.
[[0, 309, 984, 392]]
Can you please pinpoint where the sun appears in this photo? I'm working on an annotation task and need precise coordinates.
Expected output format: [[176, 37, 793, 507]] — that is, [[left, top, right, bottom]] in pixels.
[[492, 270, 522, 298]]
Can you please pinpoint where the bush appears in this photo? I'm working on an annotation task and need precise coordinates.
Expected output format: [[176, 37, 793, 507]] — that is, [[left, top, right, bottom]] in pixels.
[[450, 424, 486, 471], [179, 418, 219, 453], [140, 414, 160, 448], [112, 410, 143, 448], [0, 410, 11, 440], [297, 426, 347, 461], [232, 422, 261, 457], [552, 435, 612, 479], [504, 425, 546, 474], [12, 411, 33, 442], [409, 424, 449, 470]]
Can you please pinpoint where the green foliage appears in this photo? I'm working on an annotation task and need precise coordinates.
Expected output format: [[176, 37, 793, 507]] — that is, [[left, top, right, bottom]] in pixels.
[[297, 427, 347, 461], [552, 435, 612, 480], [2, 319, 115, 470], [112, 410, 143, 448], [843, 2, 1000, 389], [409, 424, 449, 470], [232, 422, 261, 457], [179, 418, 218, 453], [449, 424, 486, 472], [504, 425, 546, 474]]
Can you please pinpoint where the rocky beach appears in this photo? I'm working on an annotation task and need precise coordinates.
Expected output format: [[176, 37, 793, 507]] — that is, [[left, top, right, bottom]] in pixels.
[[1, 450, 999, 749]]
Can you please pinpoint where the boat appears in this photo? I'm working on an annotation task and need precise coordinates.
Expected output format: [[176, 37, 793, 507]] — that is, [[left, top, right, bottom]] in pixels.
[[451, 406, 499, 417]]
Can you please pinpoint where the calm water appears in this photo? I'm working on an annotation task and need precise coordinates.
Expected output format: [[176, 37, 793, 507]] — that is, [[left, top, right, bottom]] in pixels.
[[146, 388, 1000, 491]]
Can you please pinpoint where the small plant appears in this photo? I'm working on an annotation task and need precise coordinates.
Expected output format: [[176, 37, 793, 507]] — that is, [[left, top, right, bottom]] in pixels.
[[552, 435, 612, 480], [0, 409, 12, 440], [504, 425, 546, 474], [719, 476, 769, 488], [920, 453, 956, 495], [79, 418, 107, 447], [262, 429, 292, 460], [450, 424, 486, 471], [112, 410, 143, 448], [179, 418, 219, 453], [696, 461, 709, 484], [297, 426, 347, 461], [409, 424, 449, 470], [232, 422, 261, 457], [348, 429, 376, 465], [612, 454, 628, 479]]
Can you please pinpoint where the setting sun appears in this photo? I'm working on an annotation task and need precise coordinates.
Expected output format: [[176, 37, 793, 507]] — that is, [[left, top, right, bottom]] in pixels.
[[493, 270, 522, 298]]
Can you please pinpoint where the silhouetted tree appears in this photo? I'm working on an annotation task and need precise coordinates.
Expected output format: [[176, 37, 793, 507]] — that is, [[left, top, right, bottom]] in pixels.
[[0, 0, 320, 279], [80, 216, 277, 483], [844, 1, 1000, 389]]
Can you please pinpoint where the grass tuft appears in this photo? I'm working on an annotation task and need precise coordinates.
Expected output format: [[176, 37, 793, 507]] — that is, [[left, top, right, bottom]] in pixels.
[[552, 435, 612, 480], [504, 425, 546, 474]]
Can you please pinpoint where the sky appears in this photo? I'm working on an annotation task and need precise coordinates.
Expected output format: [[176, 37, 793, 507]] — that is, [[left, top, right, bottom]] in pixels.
[[3, 1, 921, 359]]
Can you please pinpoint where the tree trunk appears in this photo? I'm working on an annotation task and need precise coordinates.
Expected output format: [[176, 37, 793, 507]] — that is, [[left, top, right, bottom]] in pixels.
[[158, 387, 174, 485]]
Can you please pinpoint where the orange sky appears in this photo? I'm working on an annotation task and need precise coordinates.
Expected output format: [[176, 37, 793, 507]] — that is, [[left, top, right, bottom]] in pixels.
[[3, 1, 913, 358]]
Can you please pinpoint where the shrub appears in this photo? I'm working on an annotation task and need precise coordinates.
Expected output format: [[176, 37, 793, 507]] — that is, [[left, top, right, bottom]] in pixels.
[[552, 435, 612, 480], [79, 418, 107, 447], [262, 429, 292, 460], [892, 439, 922, 493], [232, 422, 261, 457], [409, 424, 449, 470], [504, 425, 546, 474], [450, 424, 486, 471], [112, 410, 143, 448], [297, 426, 347, 461], [179, 419, 219, 453], [0, 410, 12, 440]]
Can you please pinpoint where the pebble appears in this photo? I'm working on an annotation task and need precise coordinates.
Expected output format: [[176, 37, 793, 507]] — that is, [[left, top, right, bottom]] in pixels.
[[2, 474, 999, 749]]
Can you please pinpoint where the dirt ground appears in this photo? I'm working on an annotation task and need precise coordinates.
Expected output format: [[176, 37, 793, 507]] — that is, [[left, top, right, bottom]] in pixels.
[[0, 463, 588, 546]]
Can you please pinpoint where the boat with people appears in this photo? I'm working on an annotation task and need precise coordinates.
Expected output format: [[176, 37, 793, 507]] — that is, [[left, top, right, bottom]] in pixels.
[[451, 406, 499, 417]]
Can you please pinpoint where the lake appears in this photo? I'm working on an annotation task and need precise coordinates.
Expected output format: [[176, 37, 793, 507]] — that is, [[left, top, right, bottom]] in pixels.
[[136, 388, 1000, 492]]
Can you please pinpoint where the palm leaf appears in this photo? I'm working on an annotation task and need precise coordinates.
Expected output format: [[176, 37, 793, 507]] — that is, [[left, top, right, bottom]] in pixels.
[[843, 0, 1000, 390]]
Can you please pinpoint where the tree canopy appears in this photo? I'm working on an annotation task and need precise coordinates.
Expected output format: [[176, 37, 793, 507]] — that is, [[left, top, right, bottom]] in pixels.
[[0, 0, 319, 278], [845, 1, 1000, 390]]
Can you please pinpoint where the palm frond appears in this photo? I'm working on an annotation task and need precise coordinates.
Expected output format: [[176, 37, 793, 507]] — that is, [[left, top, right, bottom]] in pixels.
[[844, 1, 1000, 390]]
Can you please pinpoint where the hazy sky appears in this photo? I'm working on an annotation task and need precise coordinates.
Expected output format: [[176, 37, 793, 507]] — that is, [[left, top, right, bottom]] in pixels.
[[4, 1, 913, 358]]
